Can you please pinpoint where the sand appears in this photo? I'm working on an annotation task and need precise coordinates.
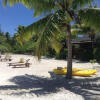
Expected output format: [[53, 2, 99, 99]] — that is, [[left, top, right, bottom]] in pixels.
[[0, 54, 100, 100]]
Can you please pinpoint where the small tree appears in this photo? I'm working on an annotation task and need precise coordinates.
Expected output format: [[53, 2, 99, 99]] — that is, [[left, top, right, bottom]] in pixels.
[[90, 59, 97, 69]]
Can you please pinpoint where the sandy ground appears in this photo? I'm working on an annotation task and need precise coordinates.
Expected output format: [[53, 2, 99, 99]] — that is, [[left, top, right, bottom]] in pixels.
[[0, 54, 100, 100]]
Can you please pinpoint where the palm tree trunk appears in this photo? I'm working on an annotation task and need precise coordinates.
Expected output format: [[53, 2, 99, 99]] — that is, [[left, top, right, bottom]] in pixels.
[[89, 33, 95, 59], [66, 24, 72, 79]]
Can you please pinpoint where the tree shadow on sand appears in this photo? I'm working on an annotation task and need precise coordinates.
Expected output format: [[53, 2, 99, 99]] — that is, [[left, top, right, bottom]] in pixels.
[[0, 73, 100, 100]]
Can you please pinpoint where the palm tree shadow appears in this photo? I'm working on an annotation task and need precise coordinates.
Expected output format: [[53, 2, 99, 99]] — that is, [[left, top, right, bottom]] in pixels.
[[0, 74, 100, 100]]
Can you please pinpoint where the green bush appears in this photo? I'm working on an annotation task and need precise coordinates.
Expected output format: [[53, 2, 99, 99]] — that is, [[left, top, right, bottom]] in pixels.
[[93, 37, 100, 61], [93, 47, 100, 61], [90, 59, 97, 64], [79, 49, 93, 61], [55, 48, 67, 59], [45, 48, 56, 57]]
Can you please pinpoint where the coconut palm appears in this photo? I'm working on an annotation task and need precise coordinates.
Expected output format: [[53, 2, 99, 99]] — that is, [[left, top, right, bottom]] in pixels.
[[15, 25, 26, 45], [15, 25, 33, 46], [0, 29, 12, 52], [3, 0, 100, 79]]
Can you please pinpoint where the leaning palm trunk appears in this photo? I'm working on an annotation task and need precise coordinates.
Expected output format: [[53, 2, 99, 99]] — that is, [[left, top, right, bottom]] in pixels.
[[66, 24, 72, 79]]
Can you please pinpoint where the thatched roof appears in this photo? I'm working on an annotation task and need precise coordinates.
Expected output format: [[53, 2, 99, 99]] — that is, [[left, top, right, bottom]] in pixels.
[[72, 35, 92, 44]]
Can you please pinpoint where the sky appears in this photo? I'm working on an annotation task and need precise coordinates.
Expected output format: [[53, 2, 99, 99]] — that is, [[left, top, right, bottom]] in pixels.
[[0, 0, 100, 36], [0, 0, 42, 36]]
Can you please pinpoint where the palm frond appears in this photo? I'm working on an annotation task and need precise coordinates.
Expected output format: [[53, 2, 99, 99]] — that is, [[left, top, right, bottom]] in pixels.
[[0, 45, 8, 51], [79, 8, 100, 33], [72, 0, 95, 9], [25, 10, 66, 59], [71, 29, 83, 34], [0, 43, 12, 52], [3, 0, 55, 17]]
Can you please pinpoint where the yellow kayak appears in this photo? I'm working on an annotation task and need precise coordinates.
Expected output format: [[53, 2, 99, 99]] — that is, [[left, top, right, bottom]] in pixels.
[[53, 68, 98, 77], [53, 68, 67, 75], [72, 70, 97, 77], [64, 67, 97, 74]]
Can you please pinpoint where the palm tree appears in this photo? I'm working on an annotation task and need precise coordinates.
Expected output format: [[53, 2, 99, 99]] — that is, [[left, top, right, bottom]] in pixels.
[[3, 0, 100, 79], [15, 25, 26, 45], [0, 28, 12, 52]]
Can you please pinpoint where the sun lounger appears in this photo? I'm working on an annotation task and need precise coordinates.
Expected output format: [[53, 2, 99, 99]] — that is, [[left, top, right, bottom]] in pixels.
[[0, 55, 12, 61], [8, 58, 25, 65], [0, 58, 12, 61], [8, 59, 31, 68], [11, 63, 31, 68], [8, 59, 30, 65]]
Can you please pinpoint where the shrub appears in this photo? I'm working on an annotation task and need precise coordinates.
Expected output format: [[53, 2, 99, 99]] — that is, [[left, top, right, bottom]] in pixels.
[[79, 48, 93, 61], [55, 48, 67, 59], [90, 59, 97, 64]]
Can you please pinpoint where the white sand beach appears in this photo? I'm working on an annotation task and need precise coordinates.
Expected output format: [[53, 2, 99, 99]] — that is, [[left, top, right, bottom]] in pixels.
[[0, 54, 100, 100]]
